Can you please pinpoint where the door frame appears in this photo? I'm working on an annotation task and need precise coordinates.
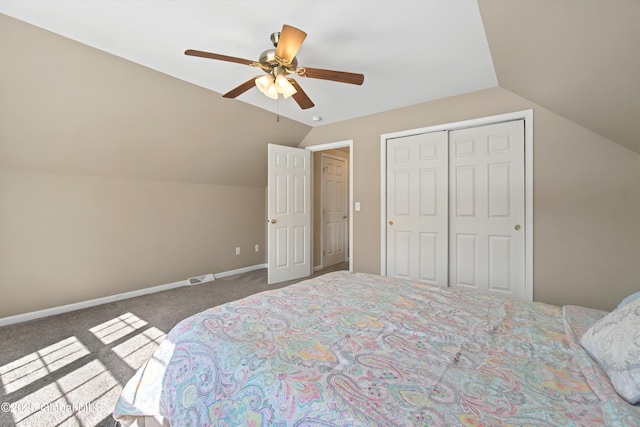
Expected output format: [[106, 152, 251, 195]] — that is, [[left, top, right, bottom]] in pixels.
[[306, 140, 354, 273], [320, 152, 349, 269], [379, 110, 534, 301]]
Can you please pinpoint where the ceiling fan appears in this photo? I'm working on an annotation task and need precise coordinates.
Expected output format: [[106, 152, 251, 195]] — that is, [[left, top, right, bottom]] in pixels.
[[185, 24, 364, 110]]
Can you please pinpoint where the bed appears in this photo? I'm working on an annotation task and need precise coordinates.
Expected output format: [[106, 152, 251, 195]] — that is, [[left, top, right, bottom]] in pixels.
[[113, 271, 640, 426]]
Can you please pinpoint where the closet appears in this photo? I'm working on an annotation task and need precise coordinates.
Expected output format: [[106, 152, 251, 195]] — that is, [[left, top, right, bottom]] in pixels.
[[385, 119, 526, 300]]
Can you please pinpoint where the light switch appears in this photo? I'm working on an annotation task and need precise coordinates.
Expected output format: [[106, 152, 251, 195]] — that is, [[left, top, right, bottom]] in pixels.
[[355, 202, 361, 211]]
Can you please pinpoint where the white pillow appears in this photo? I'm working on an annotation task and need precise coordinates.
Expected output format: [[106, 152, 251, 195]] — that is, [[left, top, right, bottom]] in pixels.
[[617, 291, 640, 310], [580, 298, 640, 404]]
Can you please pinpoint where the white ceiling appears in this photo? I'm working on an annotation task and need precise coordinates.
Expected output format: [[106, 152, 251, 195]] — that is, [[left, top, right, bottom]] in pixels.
[[0, 0, 497, 127]]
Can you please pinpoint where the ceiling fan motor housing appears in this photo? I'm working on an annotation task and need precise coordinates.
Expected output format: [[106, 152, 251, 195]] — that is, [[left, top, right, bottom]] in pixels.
[[258, 48, 298, 74]]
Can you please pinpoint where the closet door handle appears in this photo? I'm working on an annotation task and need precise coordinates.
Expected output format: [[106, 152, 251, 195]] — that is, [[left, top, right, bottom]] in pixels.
[[388, 221, 394, 226]]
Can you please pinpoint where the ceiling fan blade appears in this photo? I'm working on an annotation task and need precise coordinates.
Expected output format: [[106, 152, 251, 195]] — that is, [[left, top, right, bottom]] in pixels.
[[299, 67, 364, 85], [223, 77, 258, 98], [275, 25, 307, 63], [288, 79, 314, 110], [185, 49, 254, 66]]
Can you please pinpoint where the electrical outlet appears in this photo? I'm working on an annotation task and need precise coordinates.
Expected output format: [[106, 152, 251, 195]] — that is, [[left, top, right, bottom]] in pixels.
[[235, 247, 240, 255], [255, 244, 259, 252]]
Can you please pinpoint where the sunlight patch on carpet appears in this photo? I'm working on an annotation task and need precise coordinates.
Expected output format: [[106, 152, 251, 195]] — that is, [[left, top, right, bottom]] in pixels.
[[7, 359, 120, 426], [112, 327, 166, 370], [90, 312, 148, 345], [0, 336, 90, 394]]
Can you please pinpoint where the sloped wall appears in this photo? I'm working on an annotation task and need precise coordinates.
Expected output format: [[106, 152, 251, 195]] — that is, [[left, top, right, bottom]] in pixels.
[[0, 14, 310, 318]]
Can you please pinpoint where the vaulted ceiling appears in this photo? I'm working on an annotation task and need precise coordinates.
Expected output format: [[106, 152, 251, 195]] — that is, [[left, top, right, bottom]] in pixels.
[[1, 0, 638, 186], [0, 1, 497, 127]]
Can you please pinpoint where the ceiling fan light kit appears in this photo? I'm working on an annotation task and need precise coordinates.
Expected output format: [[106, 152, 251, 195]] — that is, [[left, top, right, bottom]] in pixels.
[[256, 68, 297, 99], [185, 24, 364, 110]]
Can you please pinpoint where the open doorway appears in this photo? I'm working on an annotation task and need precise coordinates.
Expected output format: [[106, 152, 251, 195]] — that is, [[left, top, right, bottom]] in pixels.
[[314, 149, 349, 271], [306, 140, 353, 273]]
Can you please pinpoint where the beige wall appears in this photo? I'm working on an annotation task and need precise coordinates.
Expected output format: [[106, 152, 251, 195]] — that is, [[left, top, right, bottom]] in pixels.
[[0, 14, 310, 319], [478, 0, 640, 155], [0, 170, 266, 317], [300, 87, 640, 311], [0, 15, 310, 188]]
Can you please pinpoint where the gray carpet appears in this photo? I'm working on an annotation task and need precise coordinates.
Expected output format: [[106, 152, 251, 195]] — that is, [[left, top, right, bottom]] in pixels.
[[0, 263, 348, 427]]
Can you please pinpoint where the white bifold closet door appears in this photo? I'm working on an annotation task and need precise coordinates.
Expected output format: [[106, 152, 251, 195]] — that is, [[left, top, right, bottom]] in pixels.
[[387, 120, 526, 300]]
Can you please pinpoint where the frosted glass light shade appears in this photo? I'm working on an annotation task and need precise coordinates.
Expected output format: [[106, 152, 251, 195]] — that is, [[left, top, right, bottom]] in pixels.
[[255, 75, 274, 94], [275, 74, 297, 99], [264, 83, 278, 100]]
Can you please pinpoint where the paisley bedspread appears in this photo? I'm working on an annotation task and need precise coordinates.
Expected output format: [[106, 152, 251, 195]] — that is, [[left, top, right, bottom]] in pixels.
[[113, 272, 639, 426]]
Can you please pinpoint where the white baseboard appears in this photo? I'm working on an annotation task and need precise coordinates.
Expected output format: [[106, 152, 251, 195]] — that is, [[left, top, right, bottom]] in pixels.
[[0, 263, 268, 328], [313, 265, 323, 272], [214, 263, 267, 278]]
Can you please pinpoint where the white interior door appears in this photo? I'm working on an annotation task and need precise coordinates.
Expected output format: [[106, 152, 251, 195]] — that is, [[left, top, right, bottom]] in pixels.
[[322, 154, 348, 268], [449, 120, 525, 299], [267, 144, 311, 285], [386, 131, 448, 287]]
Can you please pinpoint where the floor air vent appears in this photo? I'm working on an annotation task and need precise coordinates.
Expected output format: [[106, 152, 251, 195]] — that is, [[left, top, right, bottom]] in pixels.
[[188, 273, 215, 285]]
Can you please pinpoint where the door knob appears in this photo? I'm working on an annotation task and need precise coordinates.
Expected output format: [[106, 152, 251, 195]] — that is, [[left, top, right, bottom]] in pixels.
[[343, 215, 348, 219], [389, 220, 394, 226], [514, 224, 521, 231], [271, 218, 277, 224]]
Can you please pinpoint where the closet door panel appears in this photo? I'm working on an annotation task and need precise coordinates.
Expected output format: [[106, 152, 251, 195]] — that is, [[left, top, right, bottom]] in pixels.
[[386, 131, 448, 287], [449, 120, 525, 299]]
